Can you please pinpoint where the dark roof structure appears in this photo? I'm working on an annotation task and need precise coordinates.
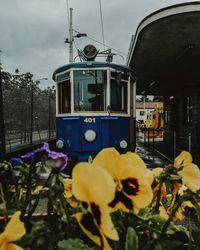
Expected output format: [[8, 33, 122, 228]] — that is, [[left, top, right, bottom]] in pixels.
[[127, 2, 200, 95]]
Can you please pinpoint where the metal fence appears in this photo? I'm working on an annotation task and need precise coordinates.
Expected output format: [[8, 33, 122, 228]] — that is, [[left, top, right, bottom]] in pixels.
[[5, 130, 55, 153], [138, 128, 192, 161], [173, 131, 192, 158], [1, 73, 56, 153]]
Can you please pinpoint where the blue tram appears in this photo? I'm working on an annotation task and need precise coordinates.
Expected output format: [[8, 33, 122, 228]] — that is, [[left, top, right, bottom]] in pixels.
[[53, 45, 136, 161]]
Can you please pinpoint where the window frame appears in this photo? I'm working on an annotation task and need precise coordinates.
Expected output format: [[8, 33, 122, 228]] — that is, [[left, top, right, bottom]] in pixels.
[[73, 69, 107, 112], [55, 66, 131, 117], [56, 71, 71, 115]]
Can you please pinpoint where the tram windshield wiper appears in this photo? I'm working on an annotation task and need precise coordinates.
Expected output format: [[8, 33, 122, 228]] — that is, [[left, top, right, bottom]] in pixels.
[[107, 105, 111, 116]]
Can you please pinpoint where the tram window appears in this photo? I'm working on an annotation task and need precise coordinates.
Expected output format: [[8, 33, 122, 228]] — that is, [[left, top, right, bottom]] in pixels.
[[74, 70, 106, 111], [111, 71, 128, 81], [58, 80, 71, 114], [110, 77, 128, 112]]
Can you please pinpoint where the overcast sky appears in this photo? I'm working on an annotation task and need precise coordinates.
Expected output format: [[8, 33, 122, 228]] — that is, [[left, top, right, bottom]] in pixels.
[[0, 0, 196, 87]]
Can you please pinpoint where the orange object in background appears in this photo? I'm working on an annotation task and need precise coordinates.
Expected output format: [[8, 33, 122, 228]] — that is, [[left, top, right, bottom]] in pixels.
[[145, 129, 164, 138], [159, 130, 164, 138]]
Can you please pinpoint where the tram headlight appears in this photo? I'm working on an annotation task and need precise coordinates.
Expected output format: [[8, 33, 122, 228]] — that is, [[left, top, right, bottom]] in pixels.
[[84, 129, 96, 142], [56, 139, 64, 149], [119, 139, 128, 149]]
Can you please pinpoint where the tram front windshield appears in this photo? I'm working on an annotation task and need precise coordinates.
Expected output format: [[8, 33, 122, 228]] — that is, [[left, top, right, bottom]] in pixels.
[[74, 70, 107, 111]]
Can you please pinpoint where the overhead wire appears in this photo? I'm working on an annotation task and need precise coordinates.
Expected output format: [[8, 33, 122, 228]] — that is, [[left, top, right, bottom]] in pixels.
[[66, 0, 127, 61], [73, 29, 127, 57], [98, 0, 105, 51]]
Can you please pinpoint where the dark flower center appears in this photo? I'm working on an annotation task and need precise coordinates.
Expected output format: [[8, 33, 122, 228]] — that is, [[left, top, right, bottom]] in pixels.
[[91, 203, 101, 226], [80, 211, 103, 247], [109, 190, 133, 210], [81, 212, 101, 237], [122, 177, 139, 195]]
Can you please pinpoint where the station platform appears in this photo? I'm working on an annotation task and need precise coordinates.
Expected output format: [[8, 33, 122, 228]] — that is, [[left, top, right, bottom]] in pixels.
[[135, 130, 176, 168], [137, 132, 200, 168], [135, 140, 166, 169]]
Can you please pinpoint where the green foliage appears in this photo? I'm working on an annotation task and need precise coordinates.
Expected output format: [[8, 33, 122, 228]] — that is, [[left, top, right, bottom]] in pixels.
[[125, 227, 138, 250], [58, 239, 96, 250]]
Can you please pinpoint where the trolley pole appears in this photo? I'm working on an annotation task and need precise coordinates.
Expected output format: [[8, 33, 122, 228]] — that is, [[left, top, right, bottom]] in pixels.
[[69, 8, 73, 63], [0, 50, 6, 161]]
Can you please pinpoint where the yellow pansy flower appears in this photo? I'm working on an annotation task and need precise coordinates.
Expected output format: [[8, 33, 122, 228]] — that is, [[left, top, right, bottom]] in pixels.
[[0, 211, 25, 250], [75, 212, 113, 250], [72, 162, 116, 206], [93, 148, 153, 212], [152, 167, 163, 178], [174, 201, 193, 221], [145, 169, 154, 186], [63, 178, 73, 199], [72, 163, 118, 249], [122, 152, 146, 170], [178, 163, 200, 192], [159, 205, 169, 219], [174, 151, 192, 168], [63, 178, 78, 208], [121, 152, 154, 185]]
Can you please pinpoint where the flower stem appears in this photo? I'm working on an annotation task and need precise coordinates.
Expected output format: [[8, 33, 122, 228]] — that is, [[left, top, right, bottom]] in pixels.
[[160, 199, 183, 236], [21, 162, 34, 218], [27, 170, 54, 219], [189, 196, 200, 221]]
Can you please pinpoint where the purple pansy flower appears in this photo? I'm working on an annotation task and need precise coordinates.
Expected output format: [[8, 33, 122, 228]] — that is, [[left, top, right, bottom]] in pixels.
[[47, 151, 68, 171], [10, 157, 23, 166], [22, 143, 68, 171], [22, 143, 50, 163]]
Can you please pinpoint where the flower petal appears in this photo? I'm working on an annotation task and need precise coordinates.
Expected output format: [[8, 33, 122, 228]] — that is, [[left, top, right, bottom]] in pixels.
[[174, 151, 192, 168], [121, 152, 147, 170], [72, 162, 115, 205], [63, 178, 73, 199], [7, 243, 24, 250], [152, 167, 163, 178], [178, 163, 200, 192], [159, 205, 169, 219], [131, 181, 153, 210], [90, 203, 118, 240], [100, 209, 119, 241], [145, 169, 154, 185], [0, 212, 25, 243], [123, 168, 153, 210], [92, 148, 122, 180], [75, 212, 112, 250]]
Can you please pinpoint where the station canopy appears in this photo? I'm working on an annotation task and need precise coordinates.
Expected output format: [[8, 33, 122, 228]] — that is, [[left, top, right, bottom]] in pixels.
[[127, 2, 200, 96]]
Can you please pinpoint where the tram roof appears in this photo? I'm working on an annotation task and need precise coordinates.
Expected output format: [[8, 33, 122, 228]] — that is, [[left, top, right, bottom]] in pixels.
[[127, 1, 200, 95], [52, 61, 134, 81]]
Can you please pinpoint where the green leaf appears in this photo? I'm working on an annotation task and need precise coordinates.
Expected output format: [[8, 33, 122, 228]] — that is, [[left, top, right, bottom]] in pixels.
[[125, 227, 138, 250], [58, 239, 95, 250]]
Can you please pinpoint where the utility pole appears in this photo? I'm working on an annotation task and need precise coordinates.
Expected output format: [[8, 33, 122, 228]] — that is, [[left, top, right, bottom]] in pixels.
[[30, 82, 34, 144], [48, 88, 51, 140], [64, 7, 87, 63], [0, 50, 5, 161]]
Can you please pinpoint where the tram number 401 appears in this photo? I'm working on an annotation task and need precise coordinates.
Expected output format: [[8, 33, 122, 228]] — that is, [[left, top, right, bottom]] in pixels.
[[84, 117, 96, 123]]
